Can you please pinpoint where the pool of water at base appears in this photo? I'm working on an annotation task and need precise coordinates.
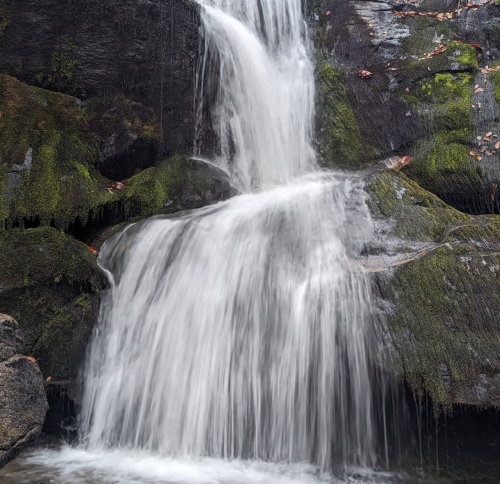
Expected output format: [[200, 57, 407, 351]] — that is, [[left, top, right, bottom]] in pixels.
[[0, 446, 419, 484]]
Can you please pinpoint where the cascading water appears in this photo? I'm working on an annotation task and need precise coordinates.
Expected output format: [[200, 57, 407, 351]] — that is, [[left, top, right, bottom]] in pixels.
[[0, 1, 402, 483], [78, 0, 382, 471]]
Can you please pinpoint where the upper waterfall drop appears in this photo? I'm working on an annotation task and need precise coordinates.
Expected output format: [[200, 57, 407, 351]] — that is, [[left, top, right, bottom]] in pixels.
[[78, 0, 386, 475], [196, 0, 316, 191]]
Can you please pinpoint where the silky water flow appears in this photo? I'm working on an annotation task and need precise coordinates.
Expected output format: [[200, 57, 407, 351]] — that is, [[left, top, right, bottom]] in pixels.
[[0, 2, 405, 483]]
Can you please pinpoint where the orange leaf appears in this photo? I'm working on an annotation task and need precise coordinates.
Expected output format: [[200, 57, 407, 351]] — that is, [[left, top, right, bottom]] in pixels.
[[476, 156, 483, 162], [357, 70, 373, 79], [470, 151, 476, 156], [87, 245, 99, 256], [399, 156, 411, 165]]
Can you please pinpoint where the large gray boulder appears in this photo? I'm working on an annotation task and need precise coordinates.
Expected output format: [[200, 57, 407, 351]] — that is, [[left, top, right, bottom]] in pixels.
[[0, 314, 48, 469]]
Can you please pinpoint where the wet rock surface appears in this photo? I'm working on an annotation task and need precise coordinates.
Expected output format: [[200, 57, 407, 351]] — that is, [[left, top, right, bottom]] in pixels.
[[0, 314, 48, 469], [365, 168, 500, 409], [312, 0, 500, 214], [0, 0, 200, 157]]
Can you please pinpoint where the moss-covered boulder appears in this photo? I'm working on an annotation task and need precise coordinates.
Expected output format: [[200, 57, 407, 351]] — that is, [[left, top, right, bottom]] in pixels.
[[0, 74, 231, 235], [0, 227, 107, 380], [367, 170, 500, 410], [313, 0, 500, 214]]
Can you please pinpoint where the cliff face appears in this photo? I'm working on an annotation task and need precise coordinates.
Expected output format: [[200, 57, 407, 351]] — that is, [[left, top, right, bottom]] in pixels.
[[0, 0, 200, 160]]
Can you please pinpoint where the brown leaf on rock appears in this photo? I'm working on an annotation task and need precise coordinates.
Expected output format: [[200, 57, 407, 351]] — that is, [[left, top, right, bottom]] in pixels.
[[486, 132, 493, 137], [87, 246, 99, 256], [399, 156, 411, 165], [357, 70, 373, 78], [470, 151, 476, 156], [484, 136, 490, 142], [476, 156, 483, 162], [495, 142, 500, 149]]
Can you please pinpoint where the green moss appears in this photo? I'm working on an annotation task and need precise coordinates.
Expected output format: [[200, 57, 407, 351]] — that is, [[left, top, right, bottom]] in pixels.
[[402, 71, 480, 206], [367, 170, 469, 241], [385, 243, 500, 410], [316, 62, 376, 167], [115, 155, 209, 220], [490, 61, 500, 106], [0, 74, 114, 230], [405, 40, 478, 80], [35, 39, 85, 97], [0, 0, 10, 46], [0, 227, 106, 378]]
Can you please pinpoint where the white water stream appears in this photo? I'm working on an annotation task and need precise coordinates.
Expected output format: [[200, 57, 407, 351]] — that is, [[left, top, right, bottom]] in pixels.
[[0, 1, 400, 483]]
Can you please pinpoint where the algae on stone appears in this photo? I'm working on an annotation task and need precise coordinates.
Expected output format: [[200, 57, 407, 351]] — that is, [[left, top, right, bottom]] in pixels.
[[0, 227, 107, 379], [369, 170, 500, 410], [316, 62, 376, 167]]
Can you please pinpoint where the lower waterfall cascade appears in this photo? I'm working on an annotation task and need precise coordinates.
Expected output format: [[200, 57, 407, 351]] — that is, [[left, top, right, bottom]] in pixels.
[[0, 1, 407, 482]]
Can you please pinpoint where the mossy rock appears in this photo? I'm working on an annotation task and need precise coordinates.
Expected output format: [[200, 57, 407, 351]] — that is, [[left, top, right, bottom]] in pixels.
[[0, 227, 107, 379], [0, 74, 226, 234], [368, 170, 500, 410], [367, 170, 469, 242], [401, 70, 483, 210], [316, 62, 376, 168]]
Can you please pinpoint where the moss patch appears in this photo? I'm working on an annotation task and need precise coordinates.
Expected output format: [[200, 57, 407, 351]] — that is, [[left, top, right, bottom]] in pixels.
[[316, 62, 376, 167], [35, 39, 85, 97], [383, 243, 500, 410], [0, 227, 106, 379], [402, 71, 481, 207], [367, 170, 469, 241]]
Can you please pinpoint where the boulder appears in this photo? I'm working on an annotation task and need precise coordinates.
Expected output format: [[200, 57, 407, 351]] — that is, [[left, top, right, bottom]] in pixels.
[[0, 314, 47, 469], [0, 228, 107, 380], [312, 0, 500, 214], [366, 169, 500, 409]]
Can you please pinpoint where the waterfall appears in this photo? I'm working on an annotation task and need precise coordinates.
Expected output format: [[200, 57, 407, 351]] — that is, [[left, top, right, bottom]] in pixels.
[[78, 0, 387, 474]]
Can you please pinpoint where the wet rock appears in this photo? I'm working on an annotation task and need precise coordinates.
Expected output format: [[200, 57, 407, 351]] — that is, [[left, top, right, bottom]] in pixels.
[[0, 314, 48, 469], [312, 0, 500, 214], [0, 228, 107, 380], [366, 169, 500, 409], [0, 0, 200, 157]]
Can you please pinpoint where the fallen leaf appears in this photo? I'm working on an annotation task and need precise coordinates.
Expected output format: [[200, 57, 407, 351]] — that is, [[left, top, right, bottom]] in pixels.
[[326, 10, 331, 15], [46, 376, 52, 382], [486, 132, 493, 137], [357, 70, 373, 78], [477, 136, 482, 140], [405, 87, 410, 92], [476, 156, 483, 162], [399, 156, 411, 165], [479, 147, 486, 152], [470, 151, 476, 156], [475, 84, 479, 88], [484, 136, 490, 141], [495, 142, 500, 149], [87, 245, 99, 256]]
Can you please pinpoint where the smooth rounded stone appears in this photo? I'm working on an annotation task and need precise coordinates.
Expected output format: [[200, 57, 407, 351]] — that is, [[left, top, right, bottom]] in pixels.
[[0, 314, 48, 469]]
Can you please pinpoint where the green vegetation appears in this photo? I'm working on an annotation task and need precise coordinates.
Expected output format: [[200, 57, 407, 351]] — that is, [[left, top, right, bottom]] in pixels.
[[369, 170, 500, 410], [316, 62, 376, 167], [402, 71, 481, 205], [0, 227, 106, 379], [35, 39, 85, 97]]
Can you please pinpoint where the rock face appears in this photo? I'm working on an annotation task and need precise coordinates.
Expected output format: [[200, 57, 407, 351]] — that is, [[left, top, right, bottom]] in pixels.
[[365, 169, 500, 409], [0, 0, 201, 158], [0, 314, 47, 469], [312, 0, 500, 214]]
